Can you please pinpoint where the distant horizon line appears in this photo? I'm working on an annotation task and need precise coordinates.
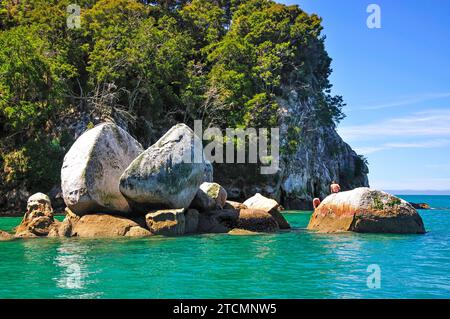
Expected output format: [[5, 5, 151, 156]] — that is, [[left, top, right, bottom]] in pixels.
[[382, 189, 450, 195]]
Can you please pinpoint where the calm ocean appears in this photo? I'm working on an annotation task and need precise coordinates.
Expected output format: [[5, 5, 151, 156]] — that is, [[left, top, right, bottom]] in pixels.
[[0, 195, 449, 299]]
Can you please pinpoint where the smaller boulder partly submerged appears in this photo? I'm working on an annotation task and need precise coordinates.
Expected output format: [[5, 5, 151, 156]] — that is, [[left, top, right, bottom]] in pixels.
[[15, 193, 58, 238], [409, 202, 431, 210], [243, 193, 290, 229], [236, 209, 279, 233], [307, 187, 426, 234]]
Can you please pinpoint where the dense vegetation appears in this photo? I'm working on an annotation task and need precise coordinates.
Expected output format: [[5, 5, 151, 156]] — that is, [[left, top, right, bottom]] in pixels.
[[0, 0, 344, 195]]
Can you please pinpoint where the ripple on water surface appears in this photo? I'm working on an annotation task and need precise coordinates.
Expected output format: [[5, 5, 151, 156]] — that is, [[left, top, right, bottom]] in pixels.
[[1, 197, 450, 298]]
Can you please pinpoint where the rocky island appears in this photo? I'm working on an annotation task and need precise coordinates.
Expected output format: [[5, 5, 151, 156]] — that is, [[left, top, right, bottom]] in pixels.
[[1, 122, 425, 240], [0, 0, 425, 239], [4, 122, 292, 239]]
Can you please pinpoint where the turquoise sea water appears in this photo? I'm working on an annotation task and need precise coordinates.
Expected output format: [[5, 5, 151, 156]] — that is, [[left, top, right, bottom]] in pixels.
[[0, 195, 449, 299]]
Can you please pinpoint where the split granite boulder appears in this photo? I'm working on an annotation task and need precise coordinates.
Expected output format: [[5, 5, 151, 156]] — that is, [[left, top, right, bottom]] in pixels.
[[243, 193, 290, 229], [307, 187, 426, 234], [61, 122, 143, 215], [120, 123, 207, 212]]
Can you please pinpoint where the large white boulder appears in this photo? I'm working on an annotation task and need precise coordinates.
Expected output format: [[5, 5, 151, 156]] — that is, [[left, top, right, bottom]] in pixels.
[[61, 123, 143, 214], [307, 187, 426, 234], [119, 123, 207, 212]]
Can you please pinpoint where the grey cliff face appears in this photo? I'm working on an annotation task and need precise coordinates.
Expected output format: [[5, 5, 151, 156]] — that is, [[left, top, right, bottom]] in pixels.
[[214, 90, 369, 210], [278, 91, 369, 209]]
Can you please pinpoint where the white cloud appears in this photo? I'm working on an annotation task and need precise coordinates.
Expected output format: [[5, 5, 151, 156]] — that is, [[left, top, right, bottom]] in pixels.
[[360, 92, 450, 110], [339, 109, 450, 142], [371, 178, 450, 191], [355, 139, 450, 155]]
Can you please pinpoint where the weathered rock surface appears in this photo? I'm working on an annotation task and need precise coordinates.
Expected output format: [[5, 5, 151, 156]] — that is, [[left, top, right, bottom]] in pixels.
[[0, 230, 14, 241], [61, 122, 143, 214], [185, 209, 199, 234], [197, 209, 239, 234], [410, 202, 431, 210], [191, 182, 227, 211], [224, 201, 248, 210], [15, 193, 58, 238], [307, 187, 426, 234], [204, 160, 214, 183], [236, 209, 279, 233], [243, 193, 290, 229], [214, 96, 369, 210], [120, 123, 207, 212], [56, 211, 151, 238], [145, 209, 186, 236], [0, 184, 29, 217]]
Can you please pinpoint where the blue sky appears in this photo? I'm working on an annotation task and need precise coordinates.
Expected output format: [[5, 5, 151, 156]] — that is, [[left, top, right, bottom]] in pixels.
[[281, 0, 450, 191]]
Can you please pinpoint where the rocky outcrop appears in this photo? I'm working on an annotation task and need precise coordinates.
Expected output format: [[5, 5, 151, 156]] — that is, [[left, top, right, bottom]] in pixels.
[[120, 124, 207, 212], [410, 202, 431, 210], [236, 209, 279, 233], [54, 210, 151, 238], [15, 193, 58, 238], [307, 188, 426, 234], [191, 182, 227, 211], [61, 122, 143, 215], [243, 193, 290, 229], [145, 209, 186, 236], [0, 230, 13, 241]]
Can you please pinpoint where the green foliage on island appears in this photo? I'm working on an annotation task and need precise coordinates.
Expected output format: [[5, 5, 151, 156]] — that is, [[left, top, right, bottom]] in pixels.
[[0, 0, 344, 193]]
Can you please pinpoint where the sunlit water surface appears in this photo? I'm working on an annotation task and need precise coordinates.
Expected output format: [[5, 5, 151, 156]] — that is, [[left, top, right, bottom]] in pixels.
[[0, 195, 449, 299]]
